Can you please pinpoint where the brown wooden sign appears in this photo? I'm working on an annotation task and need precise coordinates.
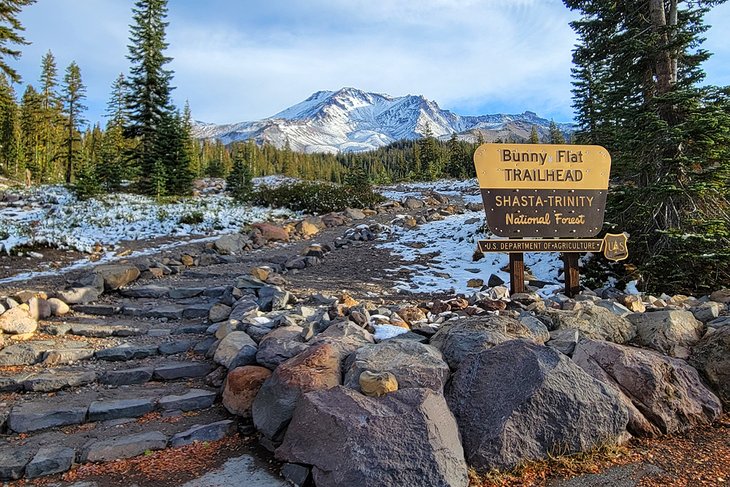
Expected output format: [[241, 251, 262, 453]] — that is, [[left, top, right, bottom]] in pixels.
[[474, 144, 611, 238]]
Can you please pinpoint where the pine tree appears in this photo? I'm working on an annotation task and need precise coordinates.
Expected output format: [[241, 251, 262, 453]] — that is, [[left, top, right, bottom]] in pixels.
[[181, 100, 201, 177], [0, 73, 19, 176], [0, 0, 35, 83], [529, 125, 540, 144], [548, 120, 565, 144], [565, 0, 730, 292], [158, 110, 192, 196], [125, 0, 176, 195], [18, 84, 38, 177], [61, 61, 86, 184], [37, 51, 63, 182], [98, 74, 130, 190], [227, 143, 253, 202], [418, 123, 442, 180]]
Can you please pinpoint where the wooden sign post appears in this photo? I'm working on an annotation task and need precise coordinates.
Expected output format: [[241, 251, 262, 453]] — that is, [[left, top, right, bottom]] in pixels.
[[473, 143, 623, 296]]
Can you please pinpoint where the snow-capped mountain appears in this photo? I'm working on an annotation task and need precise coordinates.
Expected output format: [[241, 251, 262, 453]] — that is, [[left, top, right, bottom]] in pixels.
[[193, 87, 574, 154]]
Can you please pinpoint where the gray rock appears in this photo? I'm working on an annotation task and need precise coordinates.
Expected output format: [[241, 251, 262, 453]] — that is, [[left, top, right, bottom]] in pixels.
[[88, 398, 155, 422], [255, 326, 309, 369], [430, 315, 536, 369], [344, 340, 449, 393], [573, 339, 722, 436], [627, 310, 704, 358], [517, 314, 551, 343], [690, 301, 722, 323], [179, 454, 288, 487], [0, 446, 33, 480], [547, 328, 580, 356], [689, 326, 730, 408], [169, 287, 205, 299], [280, 463, 310, 487], [214, 234, 247, 255], [23, 369, 96, 392], [55, 286, 101, 304], [258, 286, 291, 312], [253, 344, 342, 441], [446, 340, 629, 472], [276, 387, 468, 487], [82, 431, 167, 462], [235, 275, 267, 290], [141, 304, 185, 320], [153, 362, 215, 380], [0, 306, 37, 334], [158, 389, 217, 411], [208, 303, 232, 323], [402, 196, 425, 209], [544, 303, 636, 344], [70, 323, 142, 338], [9, 403, 88, 433], [100, 367, 154, 386], [308, 320, 375, 353], [95, 343, 159, 361], [229, 299, 259, 323], [594, 299, 632, 316], [183, 304, 212, 319], [74, 304, 117, 315], [214, 331, 258, 369], [93, 264, 141, 291], [0, 340, 54, 366], [25, 446, 75, 479], [42, 346, 95, 365], [28, 297, 52, 320], [121, 285, 170, 298], [707, 316, 730, 329], [158, 339, 196, 355], [169, 420, 236, 447]]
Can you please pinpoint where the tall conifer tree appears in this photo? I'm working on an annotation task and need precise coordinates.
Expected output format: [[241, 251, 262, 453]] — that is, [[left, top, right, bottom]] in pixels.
[[61, 61, 86, 183], [125, 0, 176, 196], [565, 0, 730, 292]]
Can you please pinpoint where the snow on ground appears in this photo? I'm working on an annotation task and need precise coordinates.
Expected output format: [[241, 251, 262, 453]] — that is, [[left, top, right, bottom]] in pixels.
[[0, 185, 293, 254], [378, 178, 567, 296]]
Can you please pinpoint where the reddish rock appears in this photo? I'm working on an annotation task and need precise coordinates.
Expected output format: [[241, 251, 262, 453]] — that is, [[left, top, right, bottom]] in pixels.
[[252, 343, 342, 441], [253, 223, 290, 242], [223, 366, 272, 417]]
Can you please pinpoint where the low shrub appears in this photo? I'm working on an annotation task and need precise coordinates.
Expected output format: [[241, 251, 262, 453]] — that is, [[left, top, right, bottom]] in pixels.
[[179, 211, 204, 225], [251, 181, 385, 214]]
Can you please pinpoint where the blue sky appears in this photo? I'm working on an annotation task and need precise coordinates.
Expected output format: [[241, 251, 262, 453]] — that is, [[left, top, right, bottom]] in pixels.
[[12, 0, 730, 125]]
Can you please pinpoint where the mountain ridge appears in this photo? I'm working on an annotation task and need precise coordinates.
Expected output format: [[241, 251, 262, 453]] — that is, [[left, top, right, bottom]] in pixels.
[[192, 87, 575, 153]]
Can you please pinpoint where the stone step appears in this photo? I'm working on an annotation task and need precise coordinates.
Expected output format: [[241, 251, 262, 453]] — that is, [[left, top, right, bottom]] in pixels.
[[3, 357, 217, 393], [72, 302, 213, 320], [0, 411, 236, 481], [5, 385, 220, 434]]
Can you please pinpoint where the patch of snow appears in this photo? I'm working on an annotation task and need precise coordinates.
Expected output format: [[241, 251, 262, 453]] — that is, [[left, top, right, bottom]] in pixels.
[[373, 324, 410, 341], [625, 280, 640, 295], [0, 185, 293, 254]]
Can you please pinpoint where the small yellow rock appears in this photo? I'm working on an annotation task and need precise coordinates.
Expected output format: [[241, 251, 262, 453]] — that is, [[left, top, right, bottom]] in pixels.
[[359, 370, 398, 397]]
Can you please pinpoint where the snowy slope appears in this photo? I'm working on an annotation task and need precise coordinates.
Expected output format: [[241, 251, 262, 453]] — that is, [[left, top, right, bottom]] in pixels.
[[192, 87, 574, 154]]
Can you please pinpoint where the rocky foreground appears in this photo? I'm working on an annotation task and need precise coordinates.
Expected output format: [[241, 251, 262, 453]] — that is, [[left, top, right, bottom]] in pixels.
[[0, 191, 728, 486]]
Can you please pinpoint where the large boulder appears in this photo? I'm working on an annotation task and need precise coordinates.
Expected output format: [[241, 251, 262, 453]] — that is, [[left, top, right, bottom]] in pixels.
[[689, 327, 730, 408], [255, 326, 309, 369], [222, 365, 272, 417], [93, 264, 141, 291], [544, 303, 636, 344], [0, 306, 37, 335], [276, 386, 468, 487], [343, 340, 449, 393], [430, 315, 540, 369], [213, 331, 257, 369], [573, 339, 722, 436], [252, 223, 289, 242], [252, 343, 341, 441], [213, 233, 247, 255], [309, 321, 375, 355], [446, 340, 628, 472], [626, 310, 704, 358]]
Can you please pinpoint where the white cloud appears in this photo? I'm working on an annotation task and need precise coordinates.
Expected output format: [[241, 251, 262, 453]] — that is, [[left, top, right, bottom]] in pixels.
[[12, 0, 730, 126]]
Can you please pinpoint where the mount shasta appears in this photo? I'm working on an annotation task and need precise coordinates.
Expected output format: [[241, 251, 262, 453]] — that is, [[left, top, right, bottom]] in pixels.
[[193, 87, 574, 154]]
